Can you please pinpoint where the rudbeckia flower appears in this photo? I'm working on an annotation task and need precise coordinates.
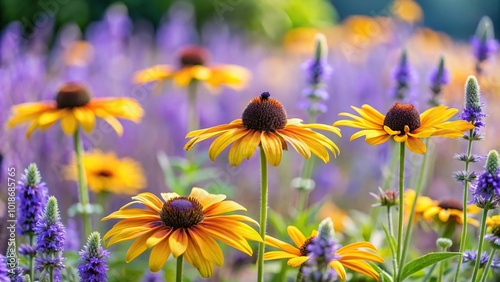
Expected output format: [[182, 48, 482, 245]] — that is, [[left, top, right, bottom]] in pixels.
[[423, 199, 480, 226], [185, 92, 341, 166], [133, 45, 251, 92], [7, 83, 144, 138], [102, 188, 262, 277], [264, 226, 384, 281], [403, 189, 437, 223], [64, 149, 146, 195], [333, 102, 475, 154]]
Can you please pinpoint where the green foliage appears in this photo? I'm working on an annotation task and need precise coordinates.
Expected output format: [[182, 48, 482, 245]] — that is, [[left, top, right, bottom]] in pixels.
[[400, 252, 461, 281]]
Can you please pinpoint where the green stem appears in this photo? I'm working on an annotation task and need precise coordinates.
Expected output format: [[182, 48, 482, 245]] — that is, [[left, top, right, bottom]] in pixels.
[[437, 246, 448, 282], [387, 206, 398, 279], [296, 266, 304, 282], [97, 192, 109, 234], [296, 112, 317, 213], [176, 255, 183, 282], [257, 146, 269, 282], [186, 81, 199, 163], [29, 233, 34, 281], [395, 142, 406, 281], [400, 139, 430, 274], [480, 249, 497, 282], [471, 200, 492, 281], [74, 128, 91, 238], [453, 129, 474, 282], [49, 267, 54, 282]]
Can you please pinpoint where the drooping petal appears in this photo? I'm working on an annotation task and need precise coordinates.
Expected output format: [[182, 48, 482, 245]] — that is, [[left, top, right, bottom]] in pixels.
[[287, 226, 307, 247], [190, 228, 224, 266], [329, 260, 347, 281], [133, 65, 174, 84], [260, 131, 283, 166], [263, 251, 299, 260], [406, 137, 427, 154], [169, 228, 189, 257], [148, 237, 171, 272], [60, 109, 78, 134], [287, 256, 309, 267]]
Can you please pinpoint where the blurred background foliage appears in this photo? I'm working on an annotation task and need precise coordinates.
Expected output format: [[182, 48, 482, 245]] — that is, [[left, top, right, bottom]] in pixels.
[[1, 0, 498, 43]]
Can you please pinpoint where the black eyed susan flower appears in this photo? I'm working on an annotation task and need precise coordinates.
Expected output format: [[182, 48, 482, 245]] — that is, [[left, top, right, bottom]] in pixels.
[[102, 187, 262, 277], [185, 92, 341, 166], [64, 149, 146, 195], [333, 102, 475, 154], [264, 226, 384, 281], [423, 199, 480, 226], [7, 82, 144, 138], [134, 45, 251, 92]]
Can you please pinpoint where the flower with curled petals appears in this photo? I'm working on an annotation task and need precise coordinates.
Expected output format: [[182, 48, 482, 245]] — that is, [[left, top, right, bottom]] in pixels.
[[102, 187, 261, 277], [264, 226, 384, 281], [333, 102, 474, 154]]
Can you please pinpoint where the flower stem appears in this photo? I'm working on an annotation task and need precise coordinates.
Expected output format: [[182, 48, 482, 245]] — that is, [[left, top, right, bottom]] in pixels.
[[396, 142, 406, 280], [29, 233, 34, 281], [49, 267, 54, 282], [437, 246, 448, 282], [296, 112, 317, 213], [479, 249, 497, 282], [387, 206, 398, 278], [257, 146, 269, 282], [453, 129, 474, 281], [176, 255, 183, 282], [187, 80, 199, 163], [296, 265, 304, 282], [400, 139, 430, 274], [471, 199, 492, 281], [74, 128, 91, 238]]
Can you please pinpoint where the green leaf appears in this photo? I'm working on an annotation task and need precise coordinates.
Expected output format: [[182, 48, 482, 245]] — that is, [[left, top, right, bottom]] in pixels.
[[381, 224, 397, 257], [401, 252, 461, 281], [369, 262, 393, 282]]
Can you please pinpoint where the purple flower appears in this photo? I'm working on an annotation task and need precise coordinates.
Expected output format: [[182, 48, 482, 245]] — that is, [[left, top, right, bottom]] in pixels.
[[391, 50, 415, 101], [35, 196, 66, 281], [471, 151, 500, 206], [462, 250, 500, 270], [302, 218, 341, 281], [18, 244, 36, 258], [471, 36, 498, 63], [17, 163, 48, 235], [142, 271, 164, 282], [78, 232, 110, 282], [460, 76, 486, 130], [0, 255, 10, 282], [428, 57, 450, 106]]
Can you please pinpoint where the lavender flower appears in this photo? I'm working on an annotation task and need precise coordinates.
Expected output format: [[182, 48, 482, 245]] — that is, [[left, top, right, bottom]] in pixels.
[[428, 56, 450, 106], [142, 271, 164, 282], [5, 240, 24, 282], [461, 76, 486, 132], [302, 218, 340, 282], [391, 50, 415, 101], [462, 250, 500, 270], [471, 16, 498, 72], [78, 232, 110, 282], [17, 163, 48, 235], [0, 254, 9, 282], [300, 34, 332, 116], [471, 150, 500, 207], [35, 196, 66, 281]]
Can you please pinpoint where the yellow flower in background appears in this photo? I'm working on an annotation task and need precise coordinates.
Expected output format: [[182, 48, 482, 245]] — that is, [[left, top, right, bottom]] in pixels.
[[7, 83, 144, 138], [102, 187, 262, 277], [64, 149, 146, 195], [134, 45, 251, 92], [333, 103, 475, 154], [264, 226, 384, 281], [184, 92, 341, 166], [318, 202, 351, 234], [64, 40, 94, 67], [423, 199, 480, 226], [404, 189, 437, 223], [392, 0, 423, 24], [487, 215, 500, 229]]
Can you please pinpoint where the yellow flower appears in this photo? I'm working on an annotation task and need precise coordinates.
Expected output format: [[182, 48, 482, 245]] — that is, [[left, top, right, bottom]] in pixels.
[[134, 45, 251, 92], [318, 202, 350, 234], [7, 83, 144, 138], [403, 189, 437, 223], [487, 215, 500, 229], [184, 92, 341, 166], [392, 0, 423, 24], [423, 199, 479, 226], [64, 149, 146, 195], [102, 187, 262, 277], [333, 102, 475, 154], [63, 40, 94, 67], [264, 226, 384, 281]]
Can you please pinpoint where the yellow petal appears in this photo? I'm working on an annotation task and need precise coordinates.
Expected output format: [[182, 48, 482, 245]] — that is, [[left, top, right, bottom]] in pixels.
[[189, 187, 226, 210], [276, 130, 311, 159], [265, 235, 300, 255], [134, 65, 173, 84], [287, 256, 309, 267], [439, 209, 451, 222], [190, 228, 224, 266], [149, 237, 171, 272], [183, 234, 214, 278], [208, 128, 249, 162], [287, 226, 307, 248], [169, 229, 189, 257], [260, 131, 283, 166], [203, 200, 246, 216], [264, 251, 299, 260], [73, 106, 96, 133], [406, 137, 426, 154], [329, 260, 347, 281], [198, 225, 253, 256], [60, 110, 77, 134], [125, 230, 157, 262]]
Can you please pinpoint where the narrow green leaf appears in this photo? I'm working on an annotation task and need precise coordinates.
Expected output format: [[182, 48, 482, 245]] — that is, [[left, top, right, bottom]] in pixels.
[[369, 262, 393, 282], [381, 225, 397, 257], [401, 252, 461, 281]]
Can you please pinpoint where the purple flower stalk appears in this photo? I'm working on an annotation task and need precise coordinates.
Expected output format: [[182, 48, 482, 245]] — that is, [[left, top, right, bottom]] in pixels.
[[428, 56, 450, 106], [391, 50, 415, 101], [300, 34, 332, 116], [471, 150, 500, 206], [471, 16, 498, 71], [34, 196, 66, 281], [463, 250, 500, 270], [17, 163, 48, 236], [461, 76, 486, 132], [0, 255, 10, 282], [78, 232, 110, 282], [302, 218, 340, 282], [142, 271, 164, 282]]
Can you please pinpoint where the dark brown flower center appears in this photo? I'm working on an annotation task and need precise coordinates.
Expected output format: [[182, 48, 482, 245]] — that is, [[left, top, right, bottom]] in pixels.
[[160, 197, 204, 229], [299, 236, 316, 256], [96, 170, 113, 178], [383, 102, 421, 133], [438, 199, 463, 211], [55, 83, 91, 109], [178, 46, 209, 67], [242, 92, 288, 131]]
